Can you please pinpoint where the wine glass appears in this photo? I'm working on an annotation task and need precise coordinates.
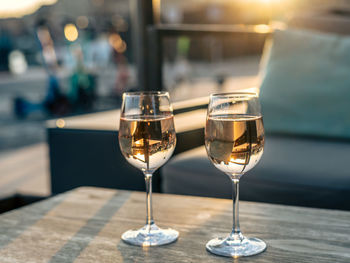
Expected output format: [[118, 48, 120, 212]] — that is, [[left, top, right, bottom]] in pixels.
[[118, 91, 178, 246], [204, 92, 266, 257]]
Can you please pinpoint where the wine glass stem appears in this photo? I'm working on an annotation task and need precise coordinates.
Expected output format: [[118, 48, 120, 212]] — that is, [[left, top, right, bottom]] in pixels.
[[230, 178, 242, 240], [144, 173, 154, 228]]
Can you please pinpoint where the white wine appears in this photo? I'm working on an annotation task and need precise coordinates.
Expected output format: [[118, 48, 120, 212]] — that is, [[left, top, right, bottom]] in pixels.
[[205, 114, 264, 176], [119, 115, 176, 173]]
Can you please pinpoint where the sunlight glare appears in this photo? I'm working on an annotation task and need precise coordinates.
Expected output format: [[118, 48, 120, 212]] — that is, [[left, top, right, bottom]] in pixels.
[[0, 0, 57, 18]]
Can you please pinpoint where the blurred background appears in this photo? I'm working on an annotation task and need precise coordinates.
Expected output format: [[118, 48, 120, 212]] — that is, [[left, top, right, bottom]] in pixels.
[[1, 0, 345, 151], [1, 0, 350, 208]]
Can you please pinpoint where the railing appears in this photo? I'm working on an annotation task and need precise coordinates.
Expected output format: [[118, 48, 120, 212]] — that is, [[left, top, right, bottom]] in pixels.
[[147, 24, 272, 91]]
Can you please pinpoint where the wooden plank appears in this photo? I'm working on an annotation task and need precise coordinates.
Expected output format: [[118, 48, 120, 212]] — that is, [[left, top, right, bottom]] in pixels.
[[0, 188, 124, 262], [0, 187, 349, 262], [0, 143, 50, 198]]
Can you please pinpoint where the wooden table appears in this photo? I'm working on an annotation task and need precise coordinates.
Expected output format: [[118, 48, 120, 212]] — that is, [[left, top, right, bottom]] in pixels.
[[0, 187, 349, 262]]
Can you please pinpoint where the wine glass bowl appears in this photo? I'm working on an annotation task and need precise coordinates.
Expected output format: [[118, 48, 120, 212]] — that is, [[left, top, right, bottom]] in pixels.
[[118, 91, 178, 246], [205, 92, 266, 257], [119, 114, 176, 174], [205, 114, 264, 179]]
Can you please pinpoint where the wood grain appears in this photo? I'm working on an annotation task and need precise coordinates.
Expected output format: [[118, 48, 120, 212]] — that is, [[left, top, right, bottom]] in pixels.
[[0, 187, 349, 262]]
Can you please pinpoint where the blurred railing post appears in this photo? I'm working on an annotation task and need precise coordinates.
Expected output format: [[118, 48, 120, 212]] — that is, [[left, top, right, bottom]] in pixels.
[[129, 0, 154, 91], [147, 27, 162, 91], [146, 24, 272, 93]]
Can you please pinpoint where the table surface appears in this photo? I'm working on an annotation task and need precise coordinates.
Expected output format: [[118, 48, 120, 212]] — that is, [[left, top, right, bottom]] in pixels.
[[0, 187, 349, 263]]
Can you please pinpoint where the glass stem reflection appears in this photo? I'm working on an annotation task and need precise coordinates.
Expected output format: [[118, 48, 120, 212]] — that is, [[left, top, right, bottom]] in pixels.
[[229, 178, 243, 241], [144, 173, 154, 230]]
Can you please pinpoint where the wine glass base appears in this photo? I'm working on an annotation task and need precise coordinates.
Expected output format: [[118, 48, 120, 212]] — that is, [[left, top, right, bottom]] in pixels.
[[121, 223, 179, 246], [206, 235, 266, 258]]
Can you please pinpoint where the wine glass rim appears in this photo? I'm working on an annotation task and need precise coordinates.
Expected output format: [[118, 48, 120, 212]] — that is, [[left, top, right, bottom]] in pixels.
[[123, 91, 169, 96], [210, 92, 258, 98]]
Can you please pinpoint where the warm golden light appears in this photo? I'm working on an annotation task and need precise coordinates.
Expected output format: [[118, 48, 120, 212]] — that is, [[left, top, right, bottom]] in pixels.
[[116, 41, 127, 53], [240, 0, 284, 3], [109, 33, 127, 53], [152, 0, 161, 23], [134, 153, 145, 162], [0, 0, 57, 18], [134, 139, 144, 146], [109, 33, 122, 49], [56, 119, 65, 128], [253, 24, 271, 33], [76, 16, 89, 29], [259, 0, 272, 4], [64, 24, 79, 42]]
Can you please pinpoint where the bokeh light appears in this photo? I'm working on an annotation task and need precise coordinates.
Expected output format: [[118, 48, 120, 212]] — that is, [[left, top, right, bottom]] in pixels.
[[109, 33, 127, 53], [56, 119, 65, 128], [76, 16, 89, 29], [92, 0, 104, 7], [9, 50, 28, 75], [64, 24, 79, 42], [112, 15, 129, 32]]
